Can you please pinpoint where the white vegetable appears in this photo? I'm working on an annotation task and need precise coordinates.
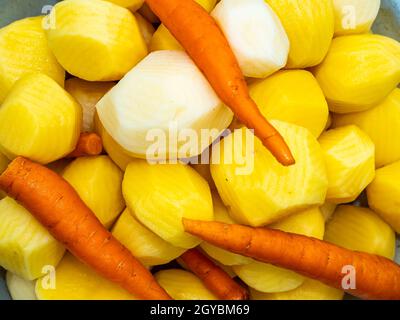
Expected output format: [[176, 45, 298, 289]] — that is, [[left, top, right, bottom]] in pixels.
[[96, 50, 233, 160], [6, 272, 36, 300], [211, 0, 289, 78]]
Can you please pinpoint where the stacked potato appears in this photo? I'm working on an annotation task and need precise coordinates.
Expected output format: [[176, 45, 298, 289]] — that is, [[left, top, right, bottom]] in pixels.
[[0, 0, 399, 300]]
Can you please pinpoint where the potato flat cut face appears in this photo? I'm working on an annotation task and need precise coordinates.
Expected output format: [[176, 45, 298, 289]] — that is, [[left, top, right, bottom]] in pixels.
[[211, 121, 328, 227]]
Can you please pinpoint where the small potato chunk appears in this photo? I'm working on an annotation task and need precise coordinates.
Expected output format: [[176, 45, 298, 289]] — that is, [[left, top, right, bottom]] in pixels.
[[46, 0, 147, 81], [6, 272, 36, 300], [211, 0, 289, 78], [249, 70, 329, 137], [62, 156, 125, 228], [65, 78, 114, 133], [123, 160, 213, 249], [0, 17, 64, 103], [319, 125, 375, 204], [0, 73, 81, 164], [313, 34, 400, 113], [0, 197, 65, 280], [332, 89, 400, 168], [264, 0, 334, 68], [211, 121, 328, 226], [36, 253, 137, 300], [325, 205, 396, 259], [367, 161, 400, 233], [155, 269, 218, 300], [112, 208, 185, 266]]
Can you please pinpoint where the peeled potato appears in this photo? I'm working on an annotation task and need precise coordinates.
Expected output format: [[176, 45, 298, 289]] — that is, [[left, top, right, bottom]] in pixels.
[[123, 160, 213, 249], [103, 0, 144, 11], [36, 253, 136, 300], [249, 70, 329, 137], [319, 125, 375, 204], [0, 197, 65, 280], [367, 161, 400, 233], [134, 13, 155, 46], [46, 0, 147, 81], [112, 208, 185, 266], [6, 272, 37, 300], [264, 0, 334, 68], [313, 34, 400, 113], [250, 278, 344, 300], [155, 269, 218, 300], [332, 89, 400, 168], [324, 205, 395, 259], [333, 0, 381, 36], [211, 121, 328, 226], [62, 156, 125, 229], [233, 207, 325, 293], [65, 78, 114, 132], [0, 16, 64, 103], [0, 73, 81, 164], [149, 0, 217, 52], [200, 195, 252, 266]]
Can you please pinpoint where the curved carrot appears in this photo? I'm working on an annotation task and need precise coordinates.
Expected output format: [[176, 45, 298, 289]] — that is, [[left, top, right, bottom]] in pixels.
[[66, 132, 103, 158], [182, 218, 400, 300], [145, 0, 295, 166], [180, 248, 249, 300], [0, 157, 171, 300]]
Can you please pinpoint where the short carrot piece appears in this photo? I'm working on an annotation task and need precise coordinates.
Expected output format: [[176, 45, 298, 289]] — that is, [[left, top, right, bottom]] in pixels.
[[144, 0, 295, 166], [66, 132, 103, 158], [183, 219, 400, 300], [0, 157, 171, 300], [180, 248, 249, 300]]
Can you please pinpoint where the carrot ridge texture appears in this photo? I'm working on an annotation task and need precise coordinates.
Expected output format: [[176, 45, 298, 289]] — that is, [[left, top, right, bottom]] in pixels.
[[183, 219, 400, 300], [66, 132, 103, 158], [0, 157, 171, 300], [144, 0, 295, 166], [180, 248, 249, 300]]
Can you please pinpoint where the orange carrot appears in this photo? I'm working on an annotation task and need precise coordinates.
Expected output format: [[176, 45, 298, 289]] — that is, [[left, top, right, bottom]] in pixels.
[[183, 218, 400, 300], [145, 0, 295, 166], [180, 248, 249, 300], [0, 157, 171, 300], [66, 132, 103, 158]]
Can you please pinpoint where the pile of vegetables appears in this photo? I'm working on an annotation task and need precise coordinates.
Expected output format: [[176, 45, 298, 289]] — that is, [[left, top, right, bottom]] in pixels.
[[0, 0, 399, 300]]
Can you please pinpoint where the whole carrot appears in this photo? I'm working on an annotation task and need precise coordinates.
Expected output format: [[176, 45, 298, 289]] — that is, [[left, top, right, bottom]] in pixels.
[[145, 0, 294, 166], [183, 218, 400, 300], [180, 248, 249, 300], [66, 132, 103, 158], [0, 157, 171, 300]]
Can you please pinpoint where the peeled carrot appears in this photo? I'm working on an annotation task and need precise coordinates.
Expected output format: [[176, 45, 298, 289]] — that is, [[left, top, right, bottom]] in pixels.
[[180, 248, 249, 300], [0, 157, 171, 300], [66, 132, 103, 158], [183, 219, 400, 300], [145, 0, 294, 166]]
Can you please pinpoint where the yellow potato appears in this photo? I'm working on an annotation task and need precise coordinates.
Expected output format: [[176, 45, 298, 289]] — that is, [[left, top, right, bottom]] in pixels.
[[367, 160, 400, 233], [320, 202, 337, 221], [103, 0, 144, 11], [65, 78, 114, 132], [0, 17, 64, 103], [149, 0, 217, 51], [319, 125, 375, 204], [0, 73, 81, 164], [155, 269, 218, 300], [211, 121, 328, 226], [46, 0, 147, 81], [6, 272, 36, 300], [264, 0, 334, 68], [62, 156, 125, 228], [0, 197, 65, 280], [112, 208, 185, 266], [249, 70, 329, 137], [250, 278, 344, 300], [332, 89, 400, 168], [134, 13, 155, 46], [313, 34, 400, 113], [233, 207, 325, 293], [200, 195, 252, 266], [36, 253, 137, 300], [123, 160, 213, 248], [325, 205, 396, 260]]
